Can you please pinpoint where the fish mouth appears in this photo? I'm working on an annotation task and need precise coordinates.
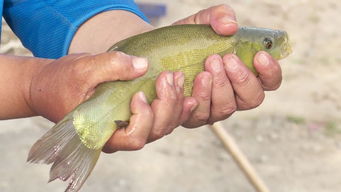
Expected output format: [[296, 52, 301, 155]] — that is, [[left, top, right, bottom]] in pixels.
[[279, 36, 292, 59]]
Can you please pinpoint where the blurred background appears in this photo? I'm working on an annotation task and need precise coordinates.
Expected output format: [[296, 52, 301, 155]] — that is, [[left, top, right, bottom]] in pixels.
[[1, 0, 340, 191]]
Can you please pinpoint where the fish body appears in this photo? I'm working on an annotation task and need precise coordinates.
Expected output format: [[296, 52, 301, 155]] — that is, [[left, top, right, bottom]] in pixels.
[[27, 24, 291, 191]]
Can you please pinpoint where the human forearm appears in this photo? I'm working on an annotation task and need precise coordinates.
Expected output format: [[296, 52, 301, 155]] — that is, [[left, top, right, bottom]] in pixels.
[[0, 55, 51, 119], [69, 10, 154, 54]]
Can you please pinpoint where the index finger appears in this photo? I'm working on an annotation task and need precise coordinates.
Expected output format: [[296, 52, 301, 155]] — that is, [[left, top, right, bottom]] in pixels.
[[173, 4, 238, 35]]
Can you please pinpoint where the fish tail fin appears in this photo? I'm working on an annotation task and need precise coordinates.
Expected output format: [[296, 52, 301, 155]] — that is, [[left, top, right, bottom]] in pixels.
[[27, 116, 101, 192]]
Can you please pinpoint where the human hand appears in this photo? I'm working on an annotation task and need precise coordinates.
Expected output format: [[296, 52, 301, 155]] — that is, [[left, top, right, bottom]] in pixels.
[[29, 52, 149, 123], [103, 71, 198, 153], [174, 5, 282, 127]]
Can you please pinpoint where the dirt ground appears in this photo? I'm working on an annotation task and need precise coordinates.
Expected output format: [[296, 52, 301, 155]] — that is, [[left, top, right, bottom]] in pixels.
[[0, 0, 340, 192]]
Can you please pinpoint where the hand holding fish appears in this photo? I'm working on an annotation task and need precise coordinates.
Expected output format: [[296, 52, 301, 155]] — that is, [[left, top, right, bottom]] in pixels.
[[26, 4, 290, 191], [102, 70, 198, 153], [68, 5, 282, 130], [174, 5, 282, 127], [29, 52, 148, 123], [28, 52, 196, 152]]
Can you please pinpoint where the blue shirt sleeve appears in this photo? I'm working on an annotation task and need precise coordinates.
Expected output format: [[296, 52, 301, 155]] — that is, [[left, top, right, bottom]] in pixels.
[[3, 0, 149, 59]]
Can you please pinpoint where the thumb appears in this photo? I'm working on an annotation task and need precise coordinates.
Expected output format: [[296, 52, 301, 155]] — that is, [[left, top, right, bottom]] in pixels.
[[82, 51, 149, 86]]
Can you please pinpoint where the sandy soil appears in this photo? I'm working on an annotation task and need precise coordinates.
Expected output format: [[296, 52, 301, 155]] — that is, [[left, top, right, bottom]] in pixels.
[[0, 0, 340, 191]]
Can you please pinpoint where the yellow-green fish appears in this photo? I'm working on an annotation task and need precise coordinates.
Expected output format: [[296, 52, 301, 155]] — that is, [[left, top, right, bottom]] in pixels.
[[27, 24, 291, 191]]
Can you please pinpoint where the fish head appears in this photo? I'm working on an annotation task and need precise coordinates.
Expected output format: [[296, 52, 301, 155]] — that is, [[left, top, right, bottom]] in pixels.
[[236, 27, 292, 60]]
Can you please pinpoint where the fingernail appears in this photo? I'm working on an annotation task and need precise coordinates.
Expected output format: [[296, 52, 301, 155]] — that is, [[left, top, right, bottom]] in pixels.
[[225, 55, 240, 72], [218, 15, 237, 25], [211, 58, 222, 73], [257, 52, 270, 66], [166, 72, 174, 86], [138, 91, 148, 103], [132, 56, 148, 71]]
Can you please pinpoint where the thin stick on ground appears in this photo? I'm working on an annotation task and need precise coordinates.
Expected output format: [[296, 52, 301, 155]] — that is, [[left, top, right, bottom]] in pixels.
[[210, 122, 271, 192]]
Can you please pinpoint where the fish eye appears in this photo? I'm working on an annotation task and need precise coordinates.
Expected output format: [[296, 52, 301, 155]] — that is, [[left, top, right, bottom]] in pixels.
[[263, 38, 273, 49]]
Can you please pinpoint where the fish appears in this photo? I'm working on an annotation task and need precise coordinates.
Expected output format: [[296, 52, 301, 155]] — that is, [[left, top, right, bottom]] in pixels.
[[27, 24, 292, 191]]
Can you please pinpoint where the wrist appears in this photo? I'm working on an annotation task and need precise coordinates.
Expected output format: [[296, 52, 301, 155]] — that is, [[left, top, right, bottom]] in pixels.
[[22, 57, 53, 117]]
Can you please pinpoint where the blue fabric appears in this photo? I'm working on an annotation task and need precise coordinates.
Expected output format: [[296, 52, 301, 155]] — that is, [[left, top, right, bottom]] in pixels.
[[2, 0, 148, 59], [0, 0, 3, 36]]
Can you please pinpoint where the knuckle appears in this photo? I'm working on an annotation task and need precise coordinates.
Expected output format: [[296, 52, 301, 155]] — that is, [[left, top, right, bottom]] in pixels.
[[197, 92, 211, 102], [213, 76, 227, 88], [111, 52, 130, 66], [158, 90, 177, 102], [210, 105, 236, 123], [109, 52, 126, 69], [175, 89, 184, 100], [169, 93, 178, 101], [111, 51, 124, 57], [108, 52, 134, 78], [163, 88, 178, 100], [218, 105, 237, 117], [108, 52, 119, 64], [109, 51, 124, 61], [234, 70, 250, 85]]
